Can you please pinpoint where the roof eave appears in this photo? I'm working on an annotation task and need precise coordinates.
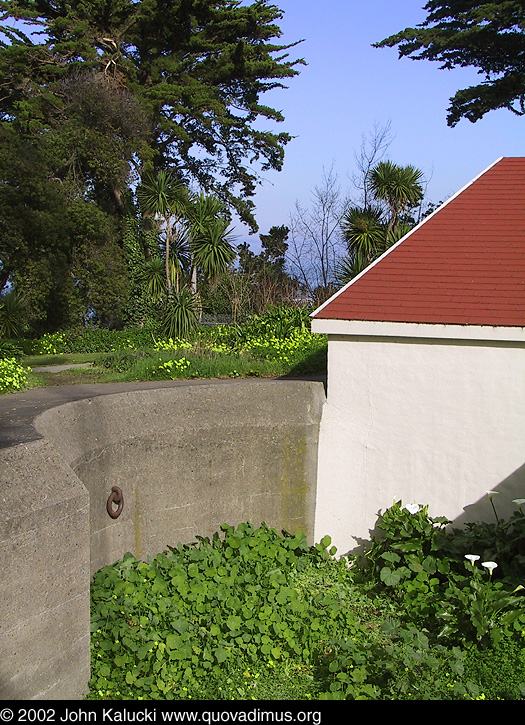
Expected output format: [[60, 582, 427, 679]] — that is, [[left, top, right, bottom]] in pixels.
[[311, 318, 525, 343]]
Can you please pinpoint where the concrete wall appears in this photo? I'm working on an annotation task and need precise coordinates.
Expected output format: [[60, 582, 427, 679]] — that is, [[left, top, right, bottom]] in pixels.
[[0, 439, 90, 700], [0, 380, 324, 700], [314, 331, 525, 555]]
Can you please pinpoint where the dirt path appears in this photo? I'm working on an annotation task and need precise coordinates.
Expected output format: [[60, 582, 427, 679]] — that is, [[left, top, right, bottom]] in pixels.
[[30, 362, 94, 373]]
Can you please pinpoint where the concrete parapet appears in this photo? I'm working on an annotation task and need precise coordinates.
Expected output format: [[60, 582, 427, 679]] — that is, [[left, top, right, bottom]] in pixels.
[[0, 439, 90, 699], [0, 379, 324, 699]]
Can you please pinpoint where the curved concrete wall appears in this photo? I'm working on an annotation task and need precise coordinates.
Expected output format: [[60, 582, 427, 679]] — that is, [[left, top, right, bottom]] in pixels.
[[0, 380, 324, 700]]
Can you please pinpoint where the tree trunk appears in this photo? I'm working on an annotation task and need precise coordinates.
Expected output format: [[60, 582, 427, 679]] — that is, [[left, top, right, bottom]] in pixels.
[[165, 219, 172, 293]]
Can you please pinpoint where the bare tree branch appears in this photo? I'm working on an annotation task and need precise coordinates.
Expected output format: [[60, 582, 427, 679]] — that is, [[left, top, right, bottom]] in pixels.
[[287, 165, 350, 303], [351, 120, 393, 209]]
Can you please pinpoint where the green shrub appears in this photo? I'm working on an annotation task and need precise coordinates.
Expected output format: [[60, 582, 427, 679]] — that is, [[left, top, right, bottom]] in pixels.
[[160, 290, 199, 339], [360, 500, 525, 647], [30, 327, 160, 355], [319, 624, 472, 700], [0, 291, 27, 338], [88, 524, 354, 700], [0, 339, 23, 360], [0, 357, 29, 393], [444, 499, 525, 582], [30, 331, 68, 355], [27, 305, 326, 379], [65, 328, 158, 353]]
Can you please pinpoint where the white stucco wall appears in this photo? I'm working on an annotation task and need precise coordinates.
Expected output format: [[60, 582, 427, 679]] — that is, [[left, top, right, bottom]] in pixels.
[[311, 321, 525, 555]]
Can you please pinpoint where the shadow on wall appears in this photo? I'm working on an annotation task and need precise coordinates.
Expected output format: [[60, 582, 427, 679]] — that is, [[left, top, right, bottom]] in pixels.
[[454, 461, 525, 529]]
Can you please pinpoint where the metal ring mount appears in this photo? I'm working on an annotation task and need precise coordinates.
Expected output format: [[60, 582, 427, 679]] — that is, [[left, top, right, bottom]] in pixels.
[[106, 486, 124, 519]]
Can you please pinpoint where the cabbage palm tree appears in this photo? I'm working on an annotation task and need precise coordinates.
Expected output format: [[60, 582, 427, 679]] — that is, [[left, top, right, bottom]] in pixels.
[[138, 180, 235, 332], [387, 220, 414, 247], [335, 252, 370, 286], [186, 193, 236, 294], [140, 256, 174, 301], [339, 162, 424, 284], [0, 290, 26, 338], [341, 205, 385, 262], [137, 171, 190, 293], [369, 161, 424, 239], [161, 288, 199, 339]]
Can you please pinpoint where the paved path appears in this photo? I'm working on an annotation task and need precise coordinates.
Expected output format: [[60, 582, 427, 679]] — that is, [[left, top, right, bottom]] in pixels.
[[30, 362, 94, 373], [0, 375, 326, 449]]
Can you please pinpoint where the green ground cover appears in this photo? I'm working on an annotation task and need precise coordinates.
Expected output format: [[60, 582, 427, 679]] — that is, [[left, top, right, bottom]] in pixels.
[[87, 501, 525, 701]]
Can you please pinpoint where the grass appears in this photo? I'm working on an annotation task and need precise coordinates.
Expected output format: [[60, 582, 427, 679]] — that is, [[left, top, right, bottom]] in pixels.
[[23, 352, 105, 367], [18, 334, 327, 390], [21, 349, 313, 388], [0, 306, 326, 393]]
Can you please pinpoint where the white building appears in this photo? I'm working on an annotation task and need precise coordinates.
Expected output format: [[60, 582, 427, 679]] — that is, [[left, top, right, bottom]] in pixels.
[[311, 157, 525, 555]]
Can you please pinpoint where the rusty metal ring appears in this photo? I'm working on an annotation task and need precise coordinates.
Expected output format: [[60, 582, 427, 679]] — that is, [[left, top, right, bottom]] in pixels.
[[106, 486, 124, 519]]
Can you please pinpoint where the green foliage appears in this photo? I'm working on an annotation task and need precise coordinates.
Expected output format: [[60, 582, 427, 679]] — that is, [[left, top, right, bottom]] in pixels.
[[88, 524, 347, 700], [370, 160, 424, 235], [122, 217, 159, 328], [197, 305, 325, 374], [68, 201, 130, 328], [438, 558, 524, 647], [201, 239, 298, 320], [375, 1, 525, 126], [361, 500, 525, 648], [259, 225, 290, 261], [0, 291, 27, 338], [150, 356, 192, 379], [101, 350, 153, 373], [88, 503, 525, 700], [190, 216, 236, 284], [137, 172, 189, 294], [463, 635, 525, 701], [141, 258, 170, 302], [24, 305, 327, 383], [339, 160, 424, 283], [0, 0, 304, 331], [30, 331, 69, 355], [203, 304, 311, 346], [444, 500, 525, 582], [341, 206, 385, 261], [1, 0, 304, 230], [319, 624, 471, 700], [0, 123, 76, 328], [0, 339, 23, 360], [0, 357, 28, 393], [160, 290, 199, 340], [30, 328, 157, 355]]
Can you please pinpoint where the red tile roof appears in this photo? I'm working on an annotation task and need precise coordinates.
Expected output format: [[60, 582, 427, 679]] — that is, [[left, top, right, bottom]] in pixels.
[[313, 157, 525, 327]]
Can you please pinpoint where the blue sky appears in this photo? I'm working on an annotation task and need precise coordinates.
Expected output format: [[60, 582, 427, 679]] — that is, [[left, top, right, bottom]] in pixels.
[[241, 0, 525, 246]]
